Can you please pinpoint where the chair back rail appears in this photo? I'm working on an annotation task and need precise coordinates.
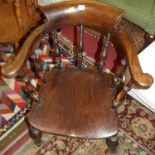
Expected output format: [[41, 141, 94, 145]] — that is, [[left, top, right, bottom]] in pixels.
[[41, 0, 123, 32]]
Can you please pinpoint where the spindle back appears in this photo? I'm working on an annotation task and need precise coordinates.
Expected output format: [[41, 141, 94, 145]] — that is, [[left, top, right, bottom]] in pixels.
[[41, 0, 124, 74]]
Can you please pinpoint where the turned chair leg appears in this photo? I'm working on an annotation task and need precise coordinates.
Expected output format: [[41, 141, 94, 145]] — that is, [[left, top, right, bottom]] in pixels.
[[29, 126, 42, 146], [106, 134, 118, 152]]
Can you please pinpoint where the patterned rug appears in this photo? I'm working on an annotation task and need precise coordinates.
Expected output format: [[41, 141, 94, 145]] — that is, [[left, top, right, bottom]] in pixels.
[[4, 98, 155, 155]]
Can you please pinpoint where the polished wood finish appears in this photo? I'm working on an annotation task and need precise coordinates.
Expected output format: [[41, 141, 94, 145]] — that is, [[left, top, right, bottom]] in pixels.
[[53, 30, 61, 70], [1, 0, 153, 151], [0, 0, 40, 48], [14, 0, 23, 28], [78, 24, 84, 68], [98, 33, 111, 73], [121, 20, 145, 53], [41, 0, 123, 32], [2, 24, 46, 78], [114, 21, 153, 89], [29, 68, 117, 139], [29, 126, 42, 146]]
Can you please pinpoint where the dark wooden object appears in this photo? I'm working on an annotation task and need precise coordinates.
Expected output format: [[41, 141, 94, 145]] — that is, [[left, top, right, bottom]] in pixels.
[[0, 0, 40, 48], [2, 0, 153, 152], [78, 24, 84, 68], [29, 126, 42, 146], [98, 33, 111, 73]]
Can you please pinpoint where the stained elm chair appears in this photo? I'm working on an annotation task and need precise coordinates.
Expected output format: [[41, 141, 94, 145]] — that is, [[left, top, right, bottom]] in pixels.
[[1, 0, 153, 152]]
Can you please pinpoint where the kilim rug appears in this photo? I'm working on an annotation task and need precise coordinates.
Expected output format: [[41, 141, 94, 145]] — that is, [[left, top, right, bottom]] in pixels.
[[3, 98, 155, 155], [0, 44, 30, 154], [1, 27, 155, 155]]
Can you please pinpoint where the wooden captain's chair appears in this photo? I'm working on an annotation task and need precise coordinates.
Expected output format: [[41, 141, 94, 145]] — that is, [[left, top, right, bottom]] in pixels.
[[1, 0, 153, 152]]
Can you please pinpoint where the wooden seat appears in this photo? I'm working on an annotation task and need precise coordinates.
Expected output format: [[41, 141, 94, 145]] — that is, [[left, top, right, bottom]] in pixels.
[[29, 68, 117, 138], [1, 0, 153, 152]]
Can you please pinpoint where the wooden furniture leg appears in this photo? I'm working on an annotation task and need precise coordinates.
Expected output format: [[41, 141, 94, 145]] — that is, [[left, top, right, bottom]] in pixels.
[[106, 134, 118, 152], [29, 126, 42, 146]]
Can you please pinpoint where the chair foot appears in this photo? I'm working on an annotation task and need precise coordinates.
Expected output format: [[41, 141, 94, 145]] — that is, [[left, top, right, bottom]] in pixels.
[[106, 134, 118, 152], [29, 126, 42, 146]]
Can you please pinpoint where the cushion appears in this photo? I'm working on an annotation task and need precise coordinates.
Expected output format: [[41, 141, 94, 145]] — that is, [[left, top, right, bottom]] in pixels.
[[98, 0, 155, 34]]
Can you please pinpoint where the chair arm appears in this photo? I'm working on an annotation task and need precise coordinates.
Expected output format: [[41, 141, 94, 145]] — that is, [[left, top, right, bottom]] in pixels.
[[117, 23, 153, 89], [1, 24, 46, 78]]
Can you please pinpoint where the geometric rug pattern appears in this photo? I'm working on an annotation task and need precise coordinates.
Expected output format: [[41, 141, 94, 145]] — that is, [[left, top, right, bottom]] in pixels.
[[0, 44, 29, 137]]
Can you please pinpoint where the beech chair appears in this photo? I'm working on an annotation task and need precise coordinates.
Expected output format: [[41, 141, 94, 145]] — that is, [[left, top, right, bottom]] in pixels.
[[1, 0, 153, 152]]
